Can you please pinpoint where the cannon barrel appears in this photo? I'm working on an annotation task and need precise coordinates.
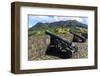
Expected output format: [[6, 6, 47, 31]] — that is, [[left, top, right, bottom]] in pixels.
[[70, 31, 86, 42], [45, 31, 72, 45]]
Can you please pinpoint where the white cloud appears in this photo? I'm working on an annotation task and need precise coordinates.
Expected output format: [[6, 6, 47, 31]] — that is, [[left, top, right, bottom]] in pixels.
[[29, 15, 88, 28]]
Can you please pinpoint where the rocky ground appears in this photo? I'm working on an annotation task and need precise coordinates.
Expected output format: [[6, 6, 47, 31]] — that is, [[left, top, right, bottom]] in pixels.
[[72, 41, 88, 59], [28, 34, 88, 61]]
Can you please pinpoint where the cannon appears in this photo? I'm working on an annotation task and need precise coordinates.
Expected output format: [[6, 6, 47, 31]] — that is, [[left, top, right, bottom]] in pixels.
[[45, 31, 78, 58], [70, 32, 86, 42]]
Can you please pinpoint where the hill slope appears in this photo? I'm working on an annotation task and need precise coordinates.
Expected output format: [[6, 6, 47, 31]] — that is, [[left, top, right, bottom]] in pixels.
[[29, 20, 87, 31]]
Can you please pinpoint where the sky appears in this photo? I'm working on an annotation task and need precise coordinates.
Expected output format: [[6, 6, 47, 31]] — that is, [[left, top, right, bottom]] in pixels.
[[28, 15, 88, 28]]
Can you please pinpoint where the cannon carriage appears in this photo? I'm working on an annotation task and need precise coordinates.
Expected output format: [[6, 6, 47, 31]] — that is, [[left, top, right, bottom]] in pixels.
[[70, 31, 87, 42], [45, 31, 78, 58]]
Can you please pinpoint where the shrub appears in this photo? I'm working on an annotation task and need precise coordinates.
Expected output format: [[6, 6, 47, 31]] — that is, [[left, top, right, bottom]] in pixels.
[[55, 28, 69, 34]]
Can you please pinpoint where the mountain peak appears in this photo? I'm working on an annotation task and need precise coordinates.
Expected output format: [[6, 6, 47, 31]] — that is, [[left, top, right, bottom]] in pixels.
[[29, 20, 87, 31]]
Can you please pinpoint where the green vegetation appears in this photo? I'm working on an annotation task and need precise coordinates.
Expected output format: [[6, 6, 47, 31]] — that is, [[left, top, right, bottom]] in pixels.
[[28, 20, 88, 37], [28, 20, 88, 60], [29, 26, 87, 38]]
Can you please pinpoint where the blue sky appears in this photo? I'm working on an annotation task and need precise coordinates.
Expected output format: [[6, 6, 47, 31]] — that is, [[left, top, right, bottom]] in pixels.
[[28, 15, 88, 28]]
